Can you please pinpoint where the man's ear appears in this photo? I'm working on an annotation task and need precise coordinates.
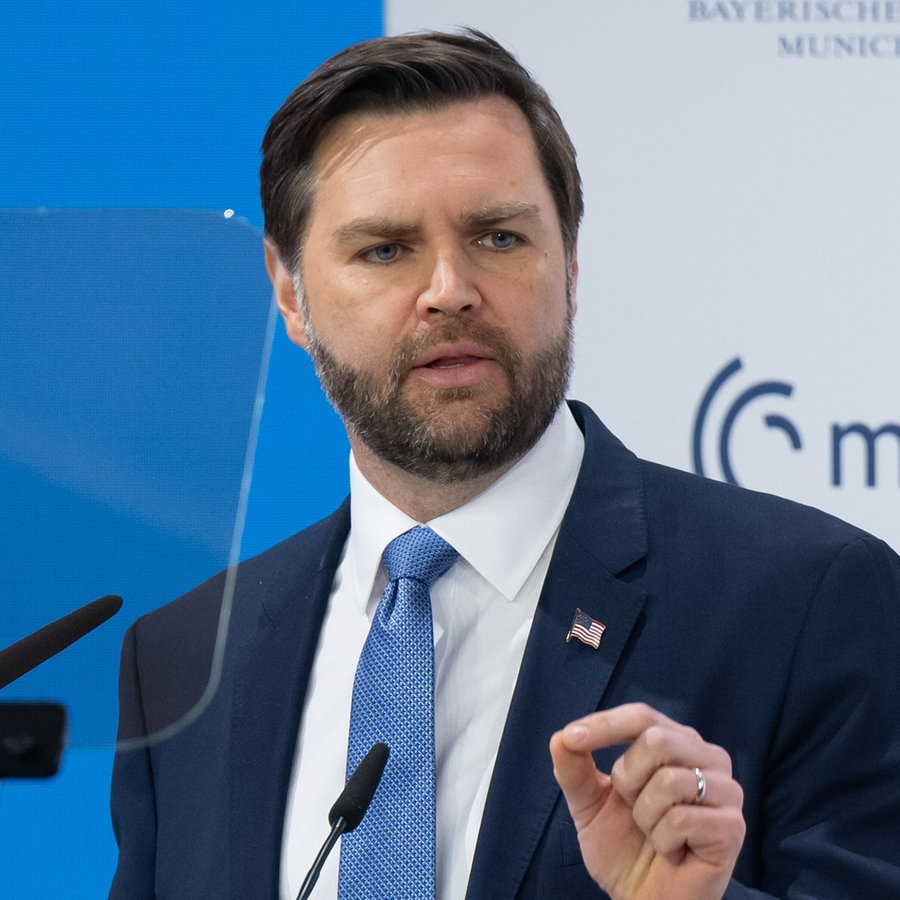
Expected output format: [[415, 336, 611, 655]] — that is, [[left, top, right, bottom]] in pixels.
[[568, 252, 579, 315], [264, 238, 309, 349]]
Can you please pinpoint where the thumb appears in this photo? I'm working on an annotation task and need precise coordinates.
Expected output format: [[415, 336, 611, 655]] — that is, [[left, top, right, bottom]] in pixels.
[[550, 725, 613, 827]]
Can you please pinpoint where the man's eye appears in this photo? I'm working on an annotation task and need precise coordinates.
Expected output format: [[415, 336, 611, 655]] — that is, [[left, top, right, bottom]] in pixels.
[[365, 244, 400, 262], [483, 231, 518, 250]]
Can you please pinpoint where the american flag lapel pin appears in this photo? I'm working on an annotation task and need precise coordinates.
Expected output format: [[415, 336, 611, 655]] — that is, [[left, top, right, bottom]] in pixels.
[[567, 608, 606, 649]]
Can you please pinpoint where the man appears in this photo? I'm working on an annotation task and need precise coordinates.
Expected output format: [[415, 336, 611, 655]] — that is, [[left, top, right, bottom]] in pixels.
[[110, 30, 900, 899]]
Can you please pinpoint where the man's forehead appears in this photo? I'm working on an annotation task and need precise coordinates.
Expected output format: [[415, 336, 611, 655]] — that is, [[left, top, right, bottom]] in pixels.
[[310, 94, 536, 175], [298, 94, 563, 254]]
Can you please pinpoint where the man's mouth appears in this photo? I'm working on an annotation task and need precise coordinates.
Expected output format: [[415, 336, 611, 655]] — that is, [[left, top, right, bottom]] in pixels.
[[425, 354, 486, 369], [410, 343, 499, 388], [415, 341, 494, 368]]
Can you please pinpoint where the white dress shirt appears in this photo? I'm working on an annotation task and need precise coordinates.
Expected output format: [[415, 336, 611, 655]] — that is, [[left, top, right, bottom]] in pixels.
[[280, 404, 584, 899]]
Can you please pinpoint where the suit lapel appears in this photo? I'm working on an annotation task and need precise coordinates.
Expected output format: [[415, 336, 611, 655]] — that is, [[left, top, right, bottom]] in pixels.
[[224, 502, 350, 895], [467, 403, 649, 899]]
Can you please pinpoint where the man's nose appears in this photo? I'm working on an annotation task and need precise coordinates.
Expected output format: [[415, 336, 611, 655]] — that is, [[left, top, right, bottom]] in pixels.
[[416, 249, 482, 319]]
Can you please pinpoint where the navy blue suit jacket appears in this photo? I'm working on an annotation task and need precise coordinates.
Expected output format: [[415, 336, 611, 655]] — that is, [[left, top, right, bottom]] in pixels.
[[110, 402, 900, 898]]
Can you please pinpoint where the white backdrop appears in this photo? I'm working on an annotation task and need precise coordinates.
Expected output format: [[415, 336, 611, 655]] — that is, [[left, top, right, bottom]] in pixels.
[[387, 0, 899, 549]]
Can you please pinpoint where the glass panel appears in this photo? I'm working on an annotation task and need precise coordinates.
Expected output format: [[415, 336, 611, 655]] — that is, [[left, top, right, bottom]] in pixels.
[[0, 208, 273, 748]]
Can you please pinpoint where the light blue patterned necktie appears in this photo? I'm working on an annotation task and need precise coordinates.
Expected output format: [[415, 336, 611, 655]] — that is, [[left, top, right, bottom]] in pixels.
[[338, 526, 458, 900]]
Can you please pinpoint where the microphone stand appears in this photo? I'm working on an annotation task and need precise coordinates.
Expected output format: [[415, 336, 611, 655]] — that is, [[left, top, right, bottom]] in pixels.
[[295, 742, 389, 900], [296, 816, 348, 900]]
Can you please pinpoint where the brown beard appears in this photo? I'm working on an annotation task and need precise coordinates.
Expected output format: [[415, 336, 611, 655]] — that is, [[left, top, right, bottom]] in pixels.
[[306, 315, 573, 484]]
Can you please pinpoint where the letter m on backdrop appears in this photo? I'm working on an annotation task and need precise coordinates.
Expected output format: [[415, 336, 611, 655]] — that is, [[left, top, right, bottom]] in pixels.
[[832, 423, 900, 486]]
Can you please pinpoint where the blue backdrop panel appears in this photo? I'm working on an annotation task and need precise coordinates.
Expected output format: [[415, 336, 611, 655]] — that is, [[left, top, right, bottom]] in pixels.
[[1, 2, 383, 895]]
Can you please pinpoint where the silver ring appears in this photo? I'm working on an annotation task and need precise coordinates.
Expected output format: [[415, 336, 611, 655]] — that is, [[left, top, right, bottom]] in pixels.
[[693, 767, 707, 804]]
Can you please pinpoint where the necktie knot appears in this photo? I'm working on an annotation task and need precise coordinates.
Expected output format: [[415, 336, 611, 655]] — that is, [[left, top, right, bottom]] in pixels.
[[384, 526, 458, 587]]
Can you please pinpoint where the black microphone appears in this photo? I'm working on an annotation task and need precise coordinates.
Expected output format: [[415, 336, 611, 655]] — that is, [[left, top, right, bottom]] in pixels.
[[0, 594, 124, 690], [296, 742, 389, 900]]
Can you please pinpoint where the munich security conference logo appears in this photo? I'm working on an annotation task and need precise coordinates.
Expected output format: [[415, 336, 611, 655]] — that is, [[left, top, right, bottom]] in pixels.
[[692, 357, 900, 489], [692, 357, 802, 486]]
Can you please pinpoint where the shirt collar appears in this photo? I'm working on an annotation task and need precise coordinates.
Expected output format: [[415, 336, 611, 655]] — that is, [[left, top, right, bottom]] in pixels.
[[346, 403, 584, 610]]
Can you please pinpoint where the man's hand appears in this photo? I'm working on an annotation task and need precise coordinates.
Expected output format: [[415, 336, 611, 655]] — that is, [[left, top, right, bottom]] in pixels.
[[550, 703, 746, 900]]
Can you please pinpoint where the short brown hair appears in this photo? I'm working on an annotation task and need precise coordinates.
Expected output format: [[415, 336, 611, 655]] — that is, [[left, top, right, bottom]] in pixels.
[[260, 29, 583, 272]]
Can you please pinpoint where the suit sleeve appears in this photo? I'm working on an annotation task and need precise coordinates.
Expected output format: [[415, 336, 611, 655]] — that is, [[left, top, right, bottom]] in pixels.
[[108, 621, 158, 900], [733, 535, 900, 898]]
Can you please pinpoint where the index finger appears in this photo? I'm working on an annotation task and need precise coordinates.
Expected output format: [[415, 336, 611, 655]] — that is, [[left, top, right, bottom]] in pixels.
[[556, 702, 675, 753]]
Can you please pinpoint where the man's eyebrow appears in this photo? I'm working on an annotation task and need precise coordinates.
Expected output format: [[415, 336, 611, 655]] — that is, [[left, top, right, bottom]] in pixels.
[[332, 218, 419, 244], [461, 202, 543, 227], [331, 203, 544, 243]]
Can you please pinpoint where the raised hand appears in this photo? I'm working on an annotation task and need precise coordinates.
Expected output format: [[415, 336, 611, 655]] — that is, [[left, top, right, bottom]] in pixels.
[[550, 703, 746, 900]]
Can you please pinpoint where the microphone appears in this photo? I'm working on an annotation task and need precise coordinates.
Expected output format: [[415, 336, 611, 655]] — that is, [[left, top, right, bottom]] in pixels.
[[296, 742, 389, 900], [0, 594, 123, 690]]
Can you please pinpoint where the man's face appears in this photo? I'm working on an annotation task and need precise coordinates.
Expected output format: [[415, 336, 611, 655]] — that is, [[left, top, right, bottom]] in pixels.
[[274, 95, 577, 483]]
